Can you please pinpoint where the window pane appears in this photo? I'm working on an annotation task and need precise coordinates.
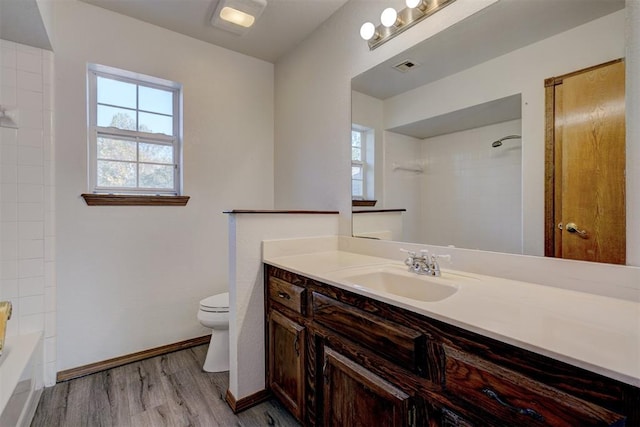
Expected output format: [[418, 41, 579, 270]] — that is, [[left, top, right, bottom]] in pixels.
[[352, 166, 363, 180], [97, 160, 136, 187], [139, 164, 174, 189], [98, 105, 136, 130], [97, 137, 136, 161], [352, 180, 363, 197], [97, 76, 136, 109], [352, 147, 362, 161], [352, 131, 361, 147], [139, 143, 173, 164], [139, 86, 173, 115], [139, 112, 173, 135]]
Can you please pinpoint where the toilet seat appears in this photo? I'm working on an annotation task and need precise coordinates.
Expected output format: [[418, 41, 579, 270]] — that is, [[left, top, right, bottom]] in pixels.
[[199, 292, 229, 313]]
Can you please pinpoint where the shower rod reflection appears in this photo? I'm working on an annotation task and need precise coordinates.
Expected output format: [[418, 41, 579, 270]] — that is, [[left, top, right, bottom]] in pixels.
[[491, 135, 521, 148]]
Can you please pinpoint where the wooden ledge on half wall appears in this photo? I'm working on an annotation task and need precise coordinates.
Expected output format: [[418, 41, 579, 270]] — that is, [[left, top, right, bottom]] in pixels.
[[223, 209, 339, 214]]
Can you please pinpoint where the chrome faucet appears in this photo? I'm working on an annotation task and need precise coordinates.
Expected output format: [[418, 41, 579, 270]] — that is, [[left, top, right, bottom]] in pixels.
[[402, 249, 450, 277]]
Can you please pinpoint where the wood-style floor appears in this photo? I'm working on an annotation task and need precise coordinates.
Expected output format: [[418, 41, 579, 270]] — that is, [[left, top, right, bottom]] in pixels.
[[31, 344, 300, 427]]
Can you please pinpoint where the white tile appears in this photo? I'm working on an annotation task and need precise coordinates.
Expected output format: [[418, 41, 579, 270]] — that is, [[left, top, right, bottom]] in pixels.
[[0, 144, 18, 164], [44, 337, 56, 363], [1, 221, 18, 240], [19, 275, 44, 296], [16, 44, 41, 55], [0, 84, 16, 106], [17, 70, 42, 92], [19, 293, 44, 316], [19, 108, 43, 130], [0, 40, 17, 49], [18, 203, 44, 221], [5, 313, 18, 338], [18, 239, 43, 259], [1, 46, 17, 68], [44, 237, 54, 261], [18, 165, 43, 184], [19, 221, 42, 240], [19, 313, 44, 334], [0, 238, 17, 260], [18, 145, 43, 165], [17, 89, 43, 110], [44, 362, 56, 387], [0, 183, 17, 202], [44, 212, 54, 236], [0, 279, 19, 299], [0, 202, 18, 222], [18, 128, 43, 148], [18, 257, 43, 278], [44, 285, 55, 312], [44, 261, 55, 287], [18, 183, 44, 203], [0, 127, 18, 146], [1, 163, 17, 183], [42, 85, 52, 110], [0, 260, 17, 280], [1, 67, 16, 87], [17, 51, 42, 74], [45, 311, 56, 337]]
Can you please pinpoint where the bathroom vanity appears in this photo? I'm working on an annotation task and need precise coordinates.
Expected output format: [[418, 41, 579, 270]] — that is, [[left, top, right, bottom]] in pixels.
[[263, 250, 639, 426]]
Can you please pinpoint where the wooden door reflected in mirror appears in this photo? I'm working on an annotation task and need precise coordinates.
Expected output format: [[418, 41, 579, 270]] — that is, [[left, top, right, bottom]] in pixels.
[[545, 59, 626, 264]]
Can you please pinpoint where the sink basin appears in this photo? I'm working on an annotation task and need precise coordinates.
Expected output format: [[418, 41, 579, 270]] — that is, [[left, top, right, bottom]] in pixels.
[[327, 264, 466, 302]]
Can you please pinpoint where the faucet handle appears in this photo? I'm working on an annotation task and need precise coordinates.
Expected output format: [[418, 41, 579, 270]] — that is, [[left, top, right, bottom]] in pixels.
[[419, 249, 429, 258], [400, 248, 416, 267]]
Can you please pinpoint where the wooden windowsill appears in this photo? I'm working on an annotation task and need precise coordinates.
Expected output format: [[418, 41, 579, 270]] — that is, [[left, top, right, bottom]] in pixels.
[[81, 194, 190, 206], [352, 200, 377, 207]]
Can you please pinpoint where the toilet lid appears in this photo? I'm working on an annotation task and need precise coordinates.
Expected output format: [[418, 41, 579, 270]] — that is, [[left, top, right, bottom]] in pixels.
[[200, 292, 229, 312]]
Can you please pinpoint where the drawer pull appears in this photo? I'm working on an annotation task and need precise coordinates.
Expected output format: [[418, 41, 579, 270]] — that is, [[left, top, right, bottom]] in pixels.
[[278, 291, 291, 300], [482, 388, 545, 422]]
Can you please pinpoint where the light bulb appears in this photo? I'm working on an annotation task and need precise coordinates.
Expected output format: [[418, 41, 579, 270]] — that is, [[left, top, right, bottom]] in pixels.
[[406, 0, 421, 7], [380, 8, 398, 27], [360, 22, 376, 41]]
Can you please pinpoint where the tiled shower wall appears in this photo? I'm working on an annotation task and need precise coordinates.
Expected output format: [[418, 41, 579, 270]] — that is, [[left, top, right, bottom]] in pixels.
[[0, 39, 56, 386]]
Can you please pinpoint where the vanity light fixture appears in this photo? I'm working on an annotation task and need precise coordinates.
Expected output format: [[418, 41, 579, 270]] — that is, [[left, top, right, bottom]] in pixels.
[[210, 0, 267, 36], [360, 0, 457, 50]]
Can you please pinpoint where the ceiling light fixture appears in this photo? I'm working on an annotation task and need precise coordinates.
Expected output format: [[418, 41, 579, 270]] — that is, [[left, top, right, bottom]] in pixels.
[[210, 0, 267, 36], [360, 0, 456, 50]]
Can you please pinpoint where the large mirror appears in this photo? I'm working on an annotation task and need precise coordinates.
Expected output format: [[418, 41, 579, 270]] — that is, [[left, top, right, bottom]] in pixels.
[[351, 0, 633, 265]]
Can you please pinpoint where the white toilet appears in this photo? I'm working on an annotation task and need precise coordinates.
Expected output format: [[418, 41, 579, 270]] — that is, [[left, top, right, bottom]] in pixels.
[[197, 292, 229, 372]]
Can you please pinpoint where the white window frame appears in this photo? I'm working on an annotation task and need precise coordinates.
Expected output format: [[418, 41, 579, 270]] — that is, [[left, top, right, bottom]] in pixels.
[[87, 64, 183, 195]]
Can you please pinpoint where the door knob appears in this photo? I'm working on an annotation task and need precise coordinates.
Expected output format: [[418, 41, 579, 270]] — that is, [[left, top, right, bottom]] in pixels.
[[565, 222, 588, 239]]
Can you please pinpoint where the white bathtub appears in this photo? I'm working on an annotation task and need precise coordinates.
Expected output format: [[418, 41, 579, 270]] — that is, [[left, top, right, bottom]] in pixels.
[[0, 332, 43, 427]]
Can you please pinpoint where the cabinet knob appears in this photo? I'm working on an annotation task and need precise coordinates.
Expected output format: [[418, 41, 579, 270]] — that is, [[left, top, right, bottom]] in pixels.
[[278, 291, 291, 300]]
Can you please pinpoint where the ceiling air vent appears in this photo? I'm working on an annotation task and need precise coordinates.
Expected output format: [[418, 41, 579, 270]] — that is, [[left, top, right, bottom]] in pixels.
[[393, 60, 420, 73]]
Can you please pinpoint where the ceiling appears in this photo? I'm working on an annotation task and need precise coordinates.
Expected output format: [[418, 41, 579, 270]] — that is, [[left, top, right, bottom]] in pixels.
[[77, 0, 349, 63], [0, 0, 52, 50], [352, 0, 625, 100]]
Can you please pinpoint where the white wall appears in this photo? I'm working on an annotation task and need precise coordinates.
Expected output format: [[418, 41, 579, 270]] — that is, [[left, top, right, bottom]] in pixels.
[[0, 40, 56, 385], [384, 11, 625, 256], [274, 0, 499, 236], [44, 0, 274, 372], [382, 131, 422, 243], [419, 120, 522, 253]]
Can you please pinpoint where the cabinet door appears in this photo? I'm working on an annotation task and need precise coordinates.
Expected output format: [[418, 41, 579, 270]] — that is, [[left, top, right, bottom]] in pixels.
[[268, 310, 305, 421], [322, 346, 413, 427]]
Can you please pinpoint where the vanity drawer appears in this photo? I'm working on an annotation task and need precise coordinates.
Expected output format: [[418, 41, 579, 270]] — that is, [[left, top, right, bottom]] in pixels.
[[443, 346, 625, 426], [312, 292, 427, 376], [268, 277, 306, 314]]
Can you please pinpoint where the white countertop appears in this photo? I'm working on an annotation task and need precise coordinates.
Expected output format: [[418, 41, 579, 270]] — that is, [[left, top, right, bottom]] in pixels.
[[264, 250, 640, 387]]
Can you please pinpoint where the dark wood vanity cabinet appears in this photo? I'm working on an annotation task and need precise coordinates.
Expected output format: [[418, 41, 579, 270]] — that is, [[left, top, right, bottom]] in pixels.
[[264, 264, 640, 426]]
